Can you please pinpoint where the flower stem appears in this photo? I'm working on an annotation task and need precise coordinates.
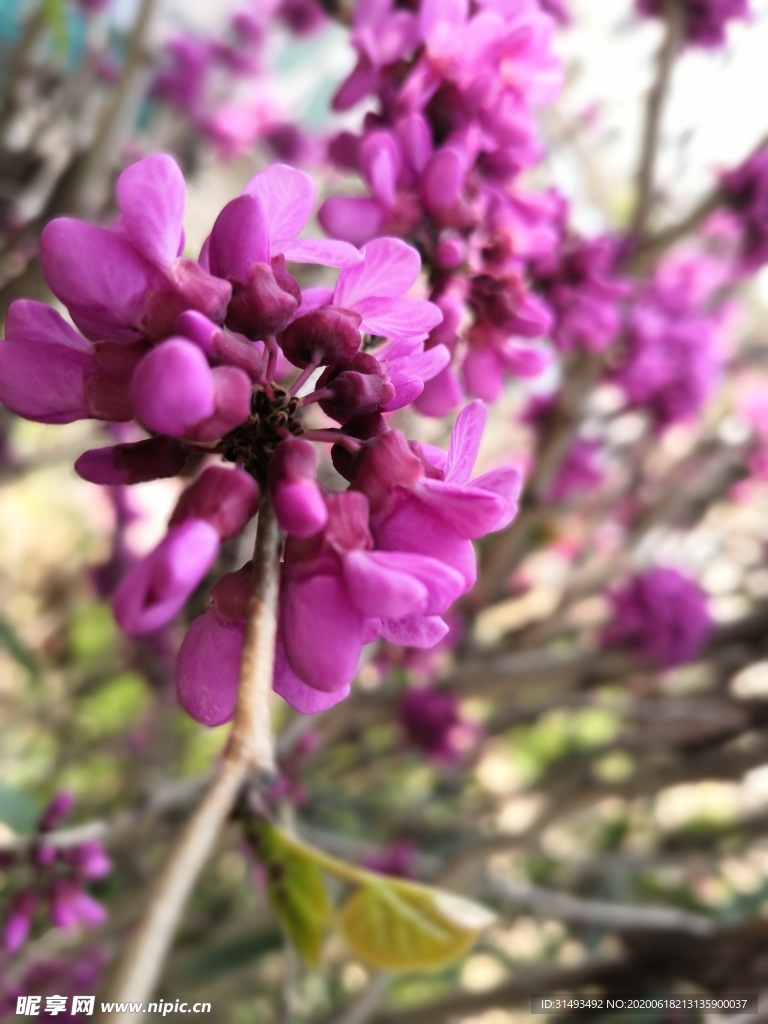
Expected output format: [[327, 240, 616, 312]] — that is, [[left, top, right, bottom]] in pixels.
[[95, 492, 281, 1022]]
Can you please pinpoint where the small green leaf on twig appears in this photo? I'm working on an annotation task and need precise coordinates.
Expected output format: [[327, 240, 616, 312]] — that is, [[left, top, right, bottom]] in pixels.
[[338, 880, 496, 971], [245, 822, 495, 971], [251, 822, 333, 968]]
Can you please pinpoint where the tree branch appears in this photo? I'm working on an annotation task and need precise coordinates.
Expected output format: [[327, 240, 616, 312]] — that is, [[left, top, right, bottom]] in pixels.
[[629, 0, 685, 238], [95, 493, 281, 1021]]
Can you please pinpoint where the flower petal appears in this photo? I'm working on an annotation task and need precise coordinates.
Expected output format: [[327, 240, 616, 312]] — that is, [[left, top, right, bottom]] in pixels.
[[380, 614, 450, 648], [318, 196, 386, 248], [280, 237, 361, 269], [447, 399, 486, 482], [354, 295, 443, 340], [112, 520, 220, 635], [281, 572, 365, 692], [335, 237, 422, 308], [115, 153, 186, 268], [176, 611, 243, 727], [342, 549, 428, 618], [273, 638, 351, 713], [40, 220, 157, 341], [244, 163, 316, 249], [208, 195, 270, 282]]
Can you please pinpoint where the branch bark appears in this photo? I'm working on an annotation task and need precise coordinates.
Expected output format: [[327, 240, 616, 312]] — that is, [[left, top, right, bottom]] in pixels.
[[95, 493, 281, 1022]]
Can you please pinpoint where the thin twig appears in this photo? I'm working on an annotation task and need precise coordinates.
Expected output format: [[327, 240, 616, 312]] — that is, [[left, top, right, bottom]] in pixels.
[[484, 871, 716, 937], [629, 0, 685, 238], [95, 494, 281, 1021]]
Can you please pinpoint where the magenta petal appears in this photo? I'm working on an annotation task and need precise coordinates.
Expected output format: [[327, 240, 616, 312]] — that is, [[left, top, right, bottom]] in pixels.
[[380, 614, 450, 649], [0, 338, 94, 424], [5, 300, 88, 350], [361, 550, 464, 613], [281, 237, 362, 269], [273, 638, 351, 713], [462, 347, 504, 402], [418, 478, 507, 538], [342, 550, 428, 619], [396, 113, 432, 173], [176, 611, 243, 726], [243, 163, 315, 249], [113, 520, 220, 635], [421, 148, 465, 213], [446, 400, 486, 483], [374, 496, 477, 589], [318, 196, 386, 248], [131, 339, 215, 436], [415, 365, 464, 417], [354, 296, 443, 340], [183, 365, 252, 442], [281, 573, 365, 692], [335, 237, 422, 308], [75, 436, 187, 484], [116, 154, 185, 267], [469, 467, 522, 530], [208, 195, 270, 282], [40, 220, 156, 340], [420, 0, 468, 39], [170, 465, 259, 539], [361, 131, 401, 207]]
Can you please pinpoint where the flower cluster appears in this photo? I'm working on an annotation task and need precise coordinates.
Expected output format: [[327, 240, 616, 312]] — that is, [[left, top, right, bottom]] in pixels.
[[2, 793, 110, 954], [722, 149, 768, 271], [601, 567, 711, 668], [611, 254, 728, 428], [0, 154, 521, 720], [397, 686, 479, 764], [152, 1, 312, 160], [635, 0, 749, 48], [320, 0, 564, 413]]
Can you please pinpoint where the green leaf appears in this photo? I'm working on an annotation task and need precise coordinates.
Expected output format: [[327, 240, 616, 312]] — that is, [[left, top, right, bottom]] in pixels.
[[253, 823, 333, 968], [338, 880, 495, 971]]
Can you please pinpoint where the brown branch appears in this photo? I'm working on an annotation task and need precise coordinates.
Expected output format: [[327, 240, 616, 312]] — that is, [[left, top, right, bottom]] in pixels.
[[95, 494, 281, 1021], [629, 0, 685, 238]]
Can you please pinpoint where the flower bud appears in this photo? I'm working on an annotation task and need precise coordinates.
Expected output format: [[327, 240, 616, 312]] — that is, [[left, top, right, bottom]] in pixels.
[[269, 438, 328, 537], [170, 465, 259, 540], [226, 256, 300, 338], [279, 307, 362, 368], [75, 436, 187, 485]]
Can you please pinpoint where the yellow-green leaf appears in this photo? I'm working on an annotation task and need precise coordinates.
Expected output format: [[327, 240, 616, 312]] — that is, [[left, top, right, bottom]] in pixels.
[[338, 879, 495, 971], [251, 822, 334, 968]]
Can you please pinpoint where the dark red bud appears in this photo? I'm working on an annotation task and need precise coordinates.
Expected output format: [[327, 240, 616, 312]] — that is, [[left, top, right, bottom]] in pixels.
[[279, 306, 362, 368], [225, 256, 300, 338]]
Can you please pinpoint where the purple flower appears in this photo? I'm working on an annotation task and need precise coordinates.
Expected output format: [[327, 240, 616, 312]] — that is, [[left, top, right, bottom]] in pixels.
[[531, 234, 627, 354], [3, 891, 38, 953], [41, 155, 232, 343], [397, 686, 479, 763], [722, 149, 768, 270], [602, 567, 711, 668], [361, 841, 416, 878], [355, 401, 522, 598], [612, 256, 726, 428]]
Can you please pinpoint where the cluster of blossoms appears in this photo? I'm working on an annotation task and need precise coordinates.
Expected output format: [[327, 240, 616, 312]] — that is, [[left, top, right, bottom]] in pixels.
[[318, 0, 574, 413], [152, 0, 321, 161], [0, 154, 520, 720], [397, 686, 479, 764], [601, 567, 712, 669], [610, 253, 730, 429], [2, 793, 110, 955], [635, 0, 749, 48], [722, 150, 768, 272]]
